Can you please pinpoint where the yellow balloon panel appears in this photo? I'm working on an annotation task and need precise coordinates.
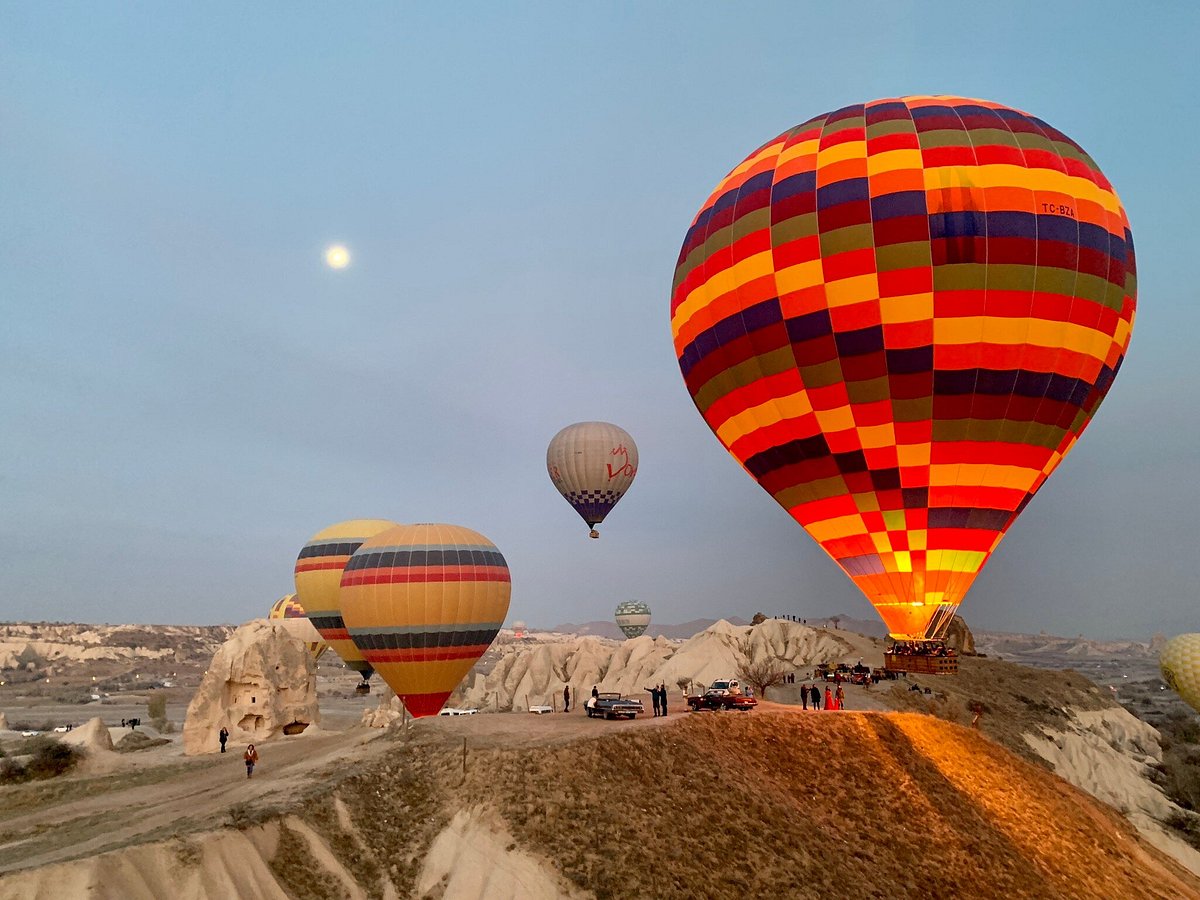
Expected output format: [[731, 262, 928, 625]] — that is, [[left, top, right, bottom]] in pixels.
[[1161, 634, 1200, 714], [294, 519, 397, 677], [267, 593, 329, 662], [340, 523, 511, 717]]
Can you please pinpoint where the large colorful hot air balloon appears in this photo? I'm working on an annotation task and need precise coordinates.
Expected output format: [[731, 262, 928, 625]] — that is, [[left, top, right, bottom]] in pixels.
[[268, 594, 329, 662], [671, 96, 1136, 641], [339, 523, 511, 717], [1161, 634, 1200, 714], [614, 601, 652, 639], [547, 422, 638, 538], [294, 519, 397, 688]]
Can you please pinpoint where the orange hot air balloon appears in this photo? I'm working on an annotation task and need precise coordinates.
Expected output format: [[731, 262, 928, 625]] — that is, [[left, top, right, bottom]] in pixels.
[[671, 96, 1136, 640], [294, 519, 398, 686], [339, 523, 511, 717], [268, 593, 329, 662]]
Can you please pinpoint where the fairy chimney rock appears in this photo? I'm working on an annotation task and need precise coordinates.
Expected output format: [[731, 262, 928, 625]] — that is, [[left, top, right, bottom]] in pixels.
[[182, 620, 319, 755]]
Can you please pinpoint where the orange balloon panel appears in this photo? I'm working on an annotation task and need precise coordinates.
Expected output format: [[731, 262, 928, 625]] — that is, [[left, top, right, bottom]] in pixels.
[[267, 593, 329, 662], [293, 519, 397, 678], [339, 523, 511, 717], [671, 97, 1136, 639]]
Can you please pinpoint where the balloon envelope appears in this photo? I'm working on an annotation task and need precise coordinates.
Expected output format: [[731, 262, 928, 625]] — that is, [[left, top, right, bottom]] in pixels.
[[547, 422, 638, 536], [1161, 634, 1200, 714], [340, 523, 511, 717], [294, 519, 398, 679], [268, 594, 329, 662], [671, 96, 1136, 640], [614, 601, 652, 639]]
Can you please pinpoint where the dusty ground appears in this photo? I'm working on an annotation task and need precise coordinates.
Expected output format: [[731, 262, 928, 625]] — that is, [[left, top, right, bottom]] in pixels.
[[2, 705, 1199, 899]]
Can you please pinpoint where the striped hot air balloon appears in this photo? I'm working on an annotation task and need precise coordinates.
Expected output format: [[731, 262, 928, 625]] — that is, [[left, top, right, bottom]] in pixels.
[[547, 422, 639, 538], [340, 523, 511, 717], [268, 594, 329, 662], [294, 519, 398, 686], [671, 96, 1135, 641]]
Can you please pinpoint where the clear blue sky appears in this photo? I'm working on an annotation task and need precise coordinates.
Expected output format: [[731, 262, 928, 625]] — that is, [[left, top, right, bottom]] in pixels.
[[2, 3, 1196, 638]]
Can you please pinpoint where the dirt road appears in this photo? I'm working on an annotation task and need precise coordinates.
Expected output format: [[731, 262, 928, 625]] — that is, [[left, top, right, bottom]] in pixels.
[[0, 728, 386, 873]]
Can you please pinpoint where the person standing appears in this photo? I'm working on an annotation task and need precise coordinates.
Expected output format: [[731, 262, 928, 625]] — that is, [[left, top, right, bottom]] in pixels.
[[244, 744, 259, 779], [591, 685, 599, 701], [810, 684, 821, 710], [835, 684, 845, 710], [801, 683, 809, 710], [658, 683, 668, 717], [563, 685, 570, 713], [824, 686, 834, 710], [645, 685, 660, 717], [219, 726, 229, 753]]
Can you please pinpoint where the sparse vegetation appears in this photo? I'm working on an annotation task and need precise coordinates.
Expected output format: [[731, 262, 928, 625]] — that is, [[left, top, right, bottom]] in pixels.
[[0, 737, 82, 784], [735, 654, 789, 700]]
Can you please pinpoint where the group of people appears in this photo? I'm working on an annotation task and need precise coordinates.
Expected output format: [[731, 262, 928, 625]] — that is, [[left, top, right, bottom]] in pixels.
[[642, 683, 670, 717], [216, 726, 259, 778], [888, 641, 955, 657], [797, 682, 846, 711]]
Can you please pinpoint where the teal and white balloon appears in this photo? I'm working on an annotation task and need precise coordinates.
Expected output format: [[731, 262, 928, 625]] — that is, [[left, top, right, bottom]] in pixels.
[[615, 601, 651, 639]]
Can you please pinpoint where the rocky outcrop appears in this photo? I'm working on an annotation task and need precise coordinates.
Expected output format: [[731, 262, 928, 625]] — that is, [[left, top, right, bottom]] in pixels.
[[0, 712, 8, 732], [943, 616, 976, 655], [60, 717, 114, 754], [361, 691, 406, 728], [1024, 706, 1200, 875], [182, 621, 319, 755], [460, 619, 857, 711]]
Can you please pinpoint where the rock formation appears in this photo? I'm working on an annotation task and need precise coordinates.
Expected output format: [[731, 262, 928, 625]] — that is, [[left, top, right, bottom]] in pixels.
[[943, 615, 976, 655], [0, 711, 8, 731], [182, 620, 319, 755], [361, 690, 406, 728], [460, 619, 858, 711], [60, 716, 114, 753]]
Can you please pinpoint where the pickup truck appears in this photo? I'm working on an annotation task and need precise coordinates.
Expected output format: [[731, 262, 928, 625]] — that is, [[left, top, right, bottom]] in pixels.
[[585, 692, 644, 719], [686, 678, 758, 712]]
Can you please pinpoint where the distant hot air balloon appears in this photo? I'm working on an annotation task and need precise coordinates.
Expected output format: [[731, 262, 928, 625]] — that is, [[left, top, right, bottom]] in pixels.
[[340, 523, 511, 717], [547, 421, 638, 538], [614, 601, 652, 639], [512, 620, 527, 639], [294, 519, 398, 690], [1161, 634, 1200, 714], [268, 594, 329, 662], [671, 96, 1136, 641]]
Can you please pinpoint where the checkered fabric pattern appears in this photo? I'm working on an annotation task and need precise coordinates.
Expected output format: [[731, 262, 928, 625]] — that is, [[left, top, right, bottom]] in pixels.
[[670, 96, 1136, 640], [565, 489, 619, 524], [1161, 634, 1200, 714]]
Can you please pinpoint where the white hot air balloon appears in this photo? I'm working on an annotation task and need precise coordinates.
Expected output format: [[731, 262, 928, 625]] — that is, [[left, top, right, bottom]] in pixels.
[[547, 421, 638, 538]]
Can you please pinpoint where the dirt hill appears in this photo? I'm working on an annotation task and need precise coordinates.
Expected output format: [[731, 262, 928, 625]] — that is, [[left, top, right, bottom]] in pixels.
[[3, 710, 1197, 899]]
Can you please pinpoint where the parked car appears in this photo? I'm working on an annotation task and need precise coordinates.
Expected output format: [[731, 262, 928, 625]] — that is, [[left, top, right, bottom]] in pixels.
[[686, 677, 758, 712], [585, 692, 644, 719], [438, 707, 479, 716], [528, 705, 554, 715], [20, 730, 39, 737], [52, 725, 70, 733]]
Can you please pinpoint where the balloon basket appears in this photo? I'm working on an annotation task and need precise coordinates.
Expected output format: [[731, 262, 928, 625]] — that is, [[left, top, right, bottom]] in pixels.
[[355, 682, 371, 695], [589, 529, 599, 539]]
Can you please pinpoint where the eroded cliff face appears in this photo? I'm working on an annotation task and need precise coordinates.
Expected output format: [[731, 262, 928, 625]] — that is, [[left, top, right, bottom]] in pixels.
[[182, 620, 319, 755]]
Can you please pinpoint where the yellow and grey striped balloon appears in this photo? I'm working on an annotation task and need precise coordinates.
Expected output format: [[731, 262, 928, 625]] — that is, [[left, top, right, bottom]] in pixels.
[[294, 519, 398, 681]]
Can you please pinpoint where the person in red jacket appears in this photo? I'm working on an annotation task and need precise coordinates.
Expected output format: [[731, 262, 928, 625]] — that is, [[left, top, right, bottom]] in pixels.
[[824, 686, 834, 710]]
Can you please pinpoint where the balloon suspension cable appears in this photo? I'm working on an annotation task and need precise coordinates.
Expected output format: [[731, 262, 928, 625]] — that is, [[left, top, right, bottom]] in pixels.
[[589, 529, 600, 539], [923, 604, 959, 642]]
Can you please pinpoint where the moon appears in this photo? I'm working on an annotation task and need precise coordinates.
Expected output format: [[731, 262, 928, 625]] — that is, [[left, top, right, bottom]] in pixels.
[[324, 244, 351, 269]]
